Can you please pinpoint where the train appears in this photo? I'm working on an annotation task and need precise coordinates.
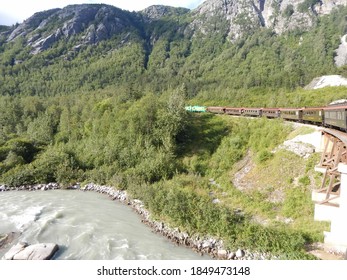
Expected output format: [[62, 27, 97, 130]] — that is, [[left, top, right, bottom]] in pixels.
[[185, 102, 347, 132]]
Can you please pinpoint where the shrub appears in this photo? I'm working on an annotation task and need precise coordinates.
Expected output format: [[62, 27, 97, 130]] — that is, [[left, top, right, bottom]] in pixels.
[[283, 4, 295, 18], [256, 149, 273, 163], [299, 175, 310, 186], [298, 0, 320, 13], [282, 187, 313, 219]]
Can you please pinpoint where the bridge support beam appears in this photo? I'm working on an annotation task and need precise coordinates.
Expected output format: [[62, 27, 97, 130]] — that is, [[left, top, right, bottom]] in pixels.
[[323, 163, 347, 252]]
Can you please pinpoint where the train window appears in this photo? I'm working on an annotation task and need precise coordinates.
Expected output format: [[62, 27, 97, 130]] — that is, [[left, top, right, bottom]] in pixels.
[[338, 111, 342, 120], [327, 111, 336, 119]]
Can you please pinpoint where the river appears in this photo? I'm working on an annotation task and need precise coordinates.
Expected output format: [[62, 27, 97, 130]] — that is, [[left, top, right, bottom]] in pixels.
[[0, 190, 210, 260]]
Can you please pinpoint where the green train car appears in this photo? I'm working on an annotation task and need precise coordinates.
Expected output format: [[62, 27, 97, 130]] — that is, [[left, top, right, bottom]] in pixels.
[[185, 105, 207, 113], [324, 106, 347, 131], [302, 107, 323, 125]]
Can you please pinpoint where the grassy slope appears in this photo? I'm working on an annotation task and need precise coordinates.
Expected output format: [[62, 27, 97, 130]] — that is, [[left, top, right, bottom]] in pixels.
[[137, 113, 328, 259]]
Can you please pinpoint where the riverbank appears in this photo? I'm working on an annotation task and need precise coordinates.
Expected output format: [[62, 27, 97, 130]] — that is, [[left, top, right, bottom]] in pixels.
[[0, 182, 273, 260]]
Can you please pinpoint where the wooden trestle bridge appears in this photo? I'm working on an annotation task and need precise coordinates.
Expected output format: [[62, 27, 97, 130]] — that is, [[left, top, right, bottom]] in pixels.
[[313, 129, 347, 252]]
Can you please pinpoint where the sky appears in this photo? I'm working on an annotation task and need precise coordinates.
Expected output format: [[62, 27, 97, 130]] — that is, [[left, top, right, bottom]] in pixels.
[[0, 0, 205, 26]]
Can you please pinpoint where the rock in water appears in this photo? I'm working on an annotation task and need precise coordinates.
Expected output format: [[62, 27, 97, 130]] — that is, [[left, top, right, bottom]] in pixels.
[[3, 242, 28, 260], [4, 243, 59, 260], [0, 232, 20, 249]]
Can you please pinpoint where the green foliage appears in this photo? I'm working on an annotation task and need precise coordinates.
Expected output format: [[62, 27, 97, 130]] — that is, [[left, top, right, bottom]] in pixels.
[[256, 149, 273, 163], [282, 186, 313, 219], [283, 4, 295, 18], [0, 6, 345, 98], [0, 86, 188, 186], [235, 223, 309, 257], [298, 0, 321, 13], [0, 138, 39, 164], [208, 135, 245, 178], [287, 126, 315, 139], [0, 165, 35, 186], [299, 175, 311, 186], [0, 25, 10, 32], [136, 175, 314, 259]]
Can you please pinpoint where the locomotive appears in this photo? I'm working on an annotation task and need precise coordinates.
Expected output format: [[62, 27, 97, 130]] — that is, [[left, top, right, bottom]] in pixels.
[[185, 103, 347, 132]]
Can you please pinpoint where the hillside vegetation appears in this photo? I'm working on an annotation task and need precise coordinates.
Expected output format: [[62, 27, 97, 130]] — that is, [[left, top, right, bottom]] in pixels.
[[0, 3, 346, 259]]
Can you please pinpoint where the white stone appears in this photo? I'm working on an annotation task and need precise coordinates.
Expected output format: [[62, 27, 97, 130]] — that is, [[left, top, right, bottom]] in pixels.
[[3, 242, 28, 260], [13, 243, 59, 260], [236, 248, 245, 258], [217, 249, 228, 258], [305, 75, 347, 90]]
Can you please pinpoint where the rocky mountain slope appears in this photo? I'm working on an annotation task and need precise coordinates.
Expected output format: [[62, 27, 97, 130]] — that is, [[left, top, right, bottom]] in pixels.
[[2, 0, 346, 54], [5, 5, 141, 54], [192, 0, 347, 40], [0, 0, 346, 97]]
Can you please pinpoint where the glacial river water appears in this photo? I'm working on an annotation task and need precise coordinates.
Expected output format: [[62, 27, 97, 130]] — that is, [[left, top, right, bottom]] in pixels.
[[0, 190, 210, 260]]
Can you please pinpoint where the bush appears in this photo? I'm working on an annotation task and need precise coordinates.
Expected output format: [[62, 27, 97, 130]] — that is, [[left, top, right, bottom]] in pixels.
[[299, 175, 311, 186], [298, 0, 320, 13], [256, 149, 273, 163], [283, 4, 295, 18], [282, 187, 313, 219], [0, 165, 35, 186]]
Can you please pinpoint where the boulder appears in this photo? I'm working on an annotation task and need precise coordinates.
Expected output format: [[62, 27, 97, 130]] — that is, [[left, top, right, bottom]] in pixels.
[[3, 242, 28, 260], [217, 249, 228, 259], [228, 252, 236, 260], [4, 242, 59, 260], [0, 232, 20, 249]]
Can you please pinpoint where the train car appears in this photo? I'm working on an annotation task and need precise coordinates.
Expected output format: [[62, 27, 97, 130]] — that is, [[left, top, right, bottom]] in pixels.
[[243, 108, 262, 117], [185, 105, 207, 113], [262, 108, 280, 119], [302, 107, 324, 125], [279, 108, 303, 121], [224, 107, 244, 115], [323, 105, 347, 131], [206, 106, 225, 114]]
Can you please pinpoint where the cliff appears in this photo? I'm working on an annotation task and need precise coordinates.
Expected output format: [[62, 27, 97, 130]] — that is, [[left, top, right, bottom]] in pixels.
[[3, 1, 347, 54]]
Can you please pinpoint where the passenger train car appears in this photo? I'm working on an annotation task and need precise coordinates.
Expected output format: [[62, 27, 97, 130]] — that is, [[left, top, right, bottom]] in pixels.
[[187, 103, 347, 132]]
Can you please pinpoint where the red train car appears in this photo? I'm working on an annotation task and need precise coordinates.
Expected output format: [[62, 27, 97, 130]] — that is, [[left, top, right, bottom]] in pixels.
[[206, 106, 225, 114]]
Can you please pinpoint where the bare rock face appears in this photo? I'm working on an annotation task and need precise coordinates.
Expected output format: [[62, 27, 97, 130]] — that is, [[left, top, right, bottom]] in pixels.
[[7, 4, 136, 54], [305, 75, 347, 89], [4, 242, 59, 260], [4, 1, 347, 54], [7, 8, 60, 41], [335, 34, 347, 67], [141, 5, 189, 21], [191, 0, 263, 41], [190, 0, 347, 40]]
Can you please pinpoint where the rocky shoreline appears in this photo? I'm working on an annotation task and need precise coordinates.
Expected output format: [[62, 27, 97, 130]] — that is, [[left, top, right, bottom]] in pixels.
[[0, 182, 273, 260]]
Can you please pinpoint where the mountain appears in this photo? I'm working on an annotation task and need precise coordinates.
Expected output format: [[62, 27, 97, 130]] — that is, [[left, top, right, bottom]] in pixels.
[[0, 0, 346, 97], [3, 1, 347, 53], [190, 0, 347, 40], [5, 5, 140, 54]]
